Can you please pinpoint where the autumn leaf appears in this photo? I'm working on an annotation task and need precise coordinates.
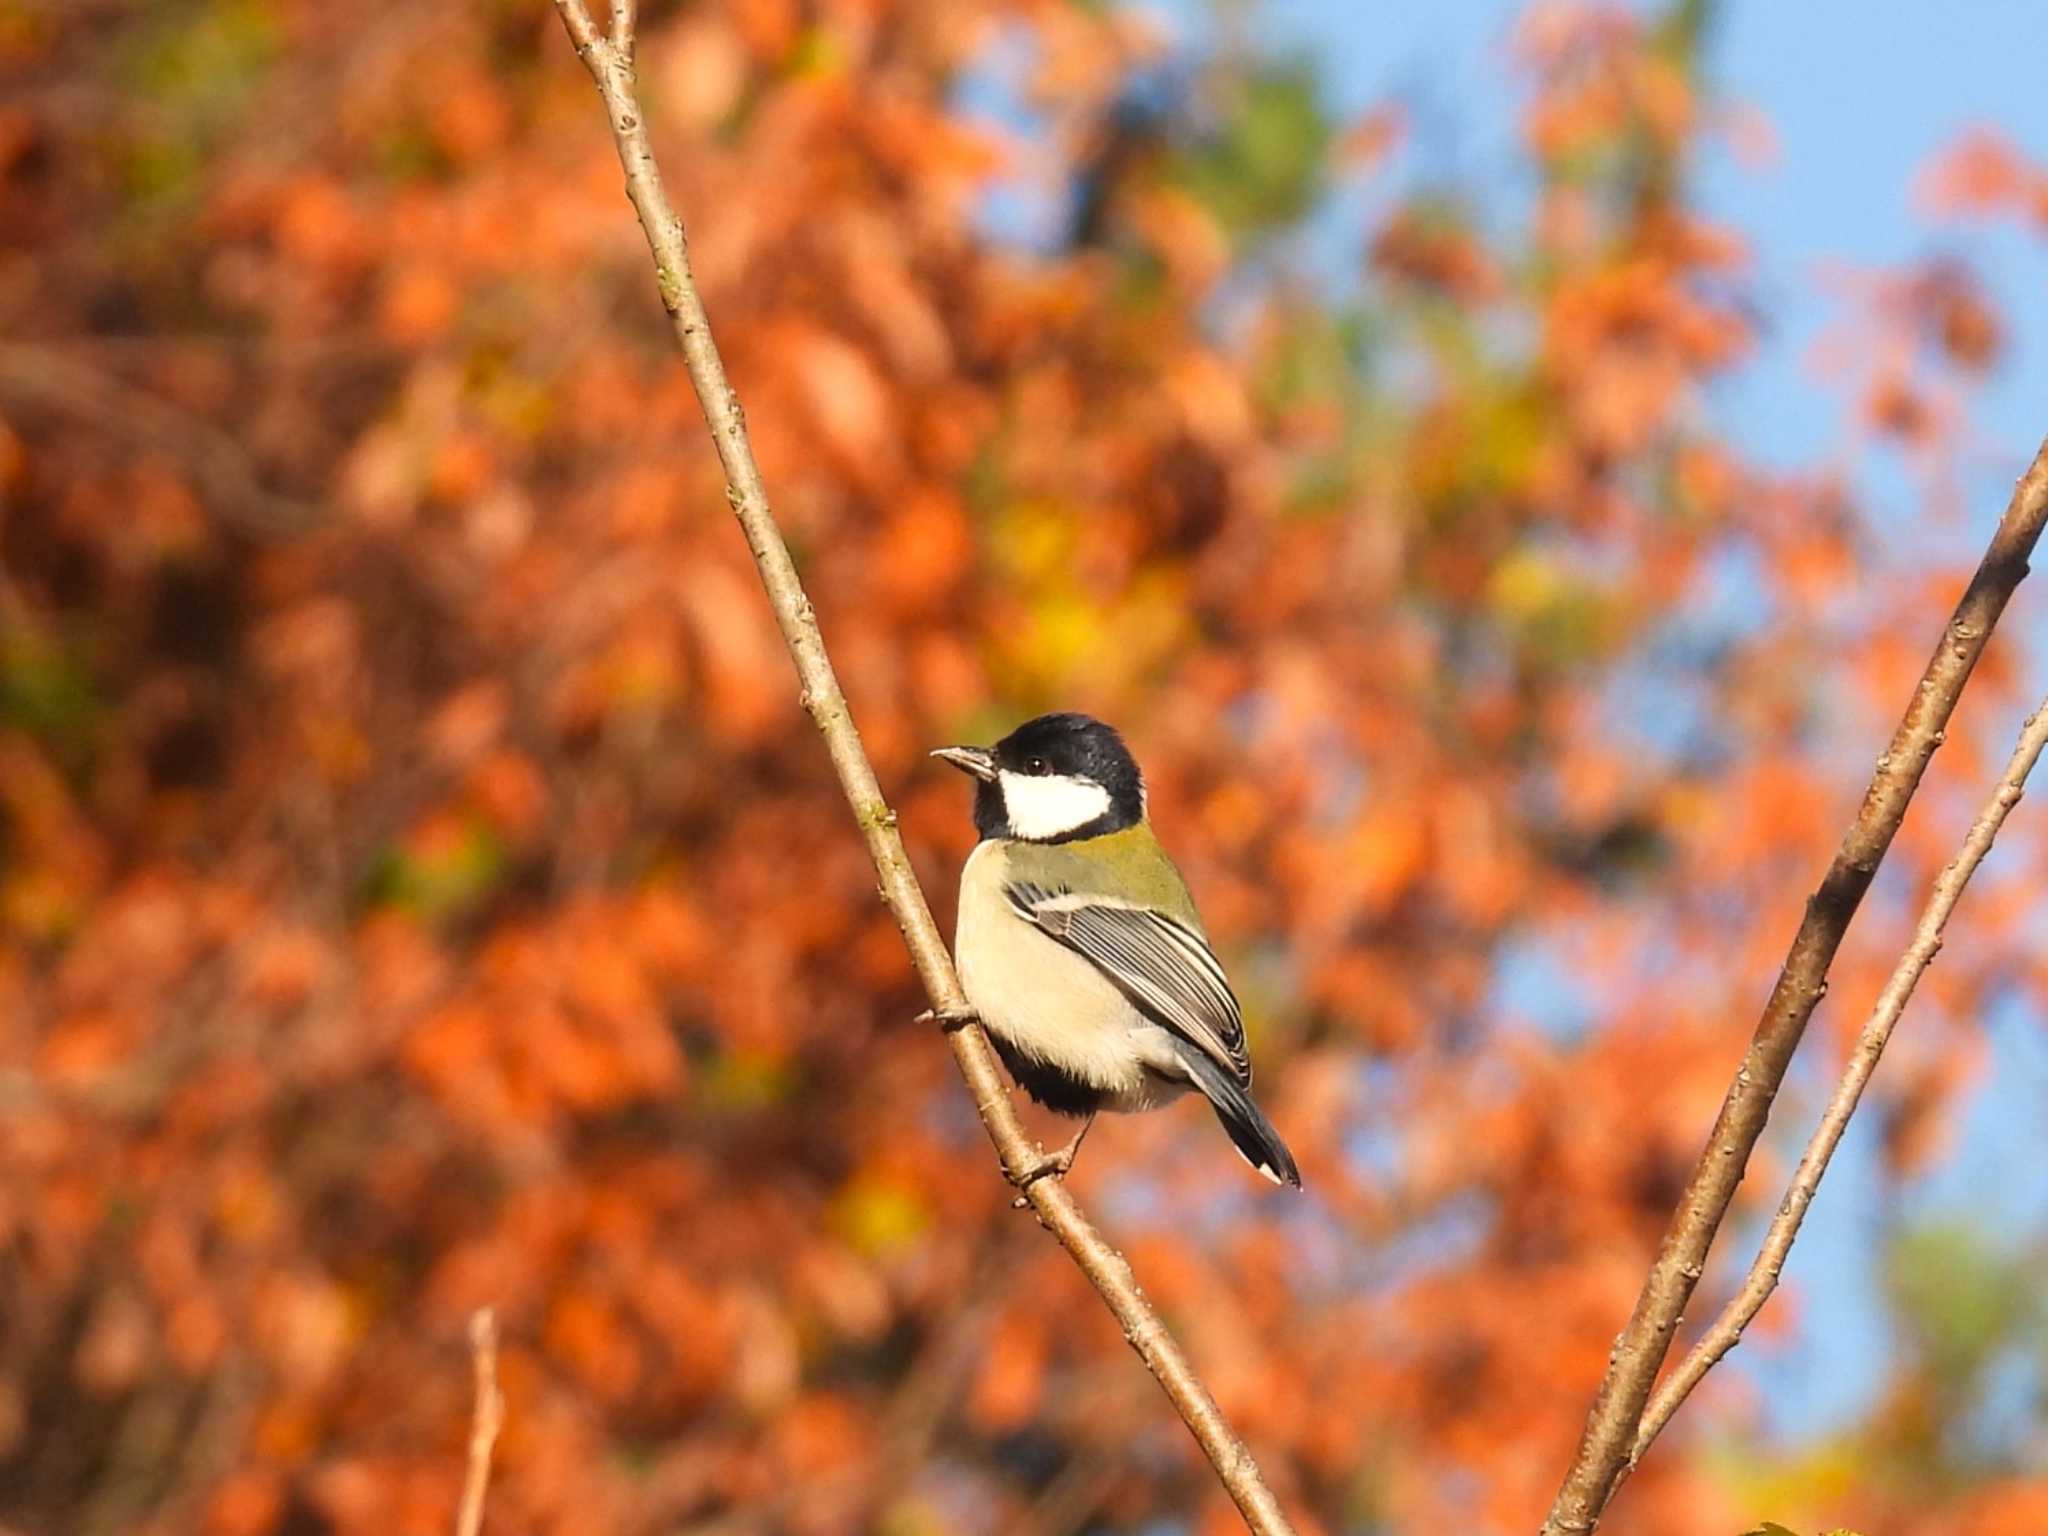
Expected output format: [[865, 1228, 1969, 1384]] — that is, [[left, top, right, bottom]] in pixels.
[[4, 2, 2045, 1533]]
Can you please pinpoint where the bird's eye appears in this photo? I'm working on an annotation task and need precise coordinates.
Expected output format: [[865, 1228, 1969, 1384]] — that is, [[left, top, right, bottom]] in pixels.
[[1025, 756, 1049, 775]]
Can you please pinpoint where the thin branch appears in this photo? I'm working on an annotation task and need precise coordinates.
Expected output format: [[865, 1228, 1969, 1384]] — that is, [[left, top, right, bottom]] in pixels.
[[0, 344, 318, 538], [455, 1308, 504, 1536], [552, 0, 599, 56], [1018, 1448, 1120, 1536], [1625, 694, 2048, 1468], [1540, 435, 2048, 1536], [544, 6, 1297, 1532]]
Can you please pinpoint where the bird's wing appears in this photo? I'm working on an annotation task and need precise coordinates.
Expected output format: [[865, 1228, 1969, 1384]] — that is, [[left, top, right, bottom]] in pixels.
[[1005, 881, 1251, 1083]]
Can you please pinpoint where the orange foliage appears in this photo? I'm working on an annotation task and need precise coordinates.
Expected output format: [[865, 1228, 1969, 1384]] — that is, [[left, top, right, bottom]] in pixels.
[[1, 2, 2044, 1534]]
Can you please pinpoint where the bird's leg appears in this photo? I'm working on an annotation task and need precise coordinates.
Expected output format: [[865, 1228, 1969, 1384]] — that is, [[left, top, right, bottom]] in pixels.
[[1054, 1112, 1097, 1174], [1011, 1113, 1097, 1193]]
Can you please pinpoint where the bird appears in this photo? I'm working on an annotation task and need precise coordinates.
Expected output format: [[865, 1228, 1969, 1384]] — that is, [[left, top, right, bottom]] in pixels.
[[931, 712, 1301, 1188]]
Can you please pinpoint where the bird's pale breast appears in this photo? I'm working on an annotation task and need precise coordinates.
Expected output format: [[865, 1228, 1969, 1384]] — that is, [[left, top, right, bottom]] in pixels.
[[954, 840, 1187, 1111]]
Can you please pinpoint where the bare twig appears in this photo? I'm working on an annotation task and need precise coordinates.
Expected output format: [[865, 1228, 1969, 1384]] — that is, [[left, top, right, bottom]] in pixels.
[[1017, 1448, 1120, 1536], [1541, 436, 2048, 1536], [0, 344, 317, 538], [545, 6, 1296, 1532], [455, 1309, 504, 1536], [1624, 695, 2048, 1468]]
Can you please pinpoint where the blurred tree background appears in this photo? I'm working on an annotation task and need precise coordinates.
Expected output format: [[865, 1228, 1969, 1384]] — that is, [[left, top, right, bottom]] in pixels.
[[4, 0, 2048, 1532]]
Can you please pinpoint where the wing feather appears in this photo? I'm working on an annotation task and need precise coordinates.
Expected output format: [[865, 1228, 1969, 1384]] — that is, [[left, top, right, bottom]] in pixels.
[[1005, 882, 1250, 1082]]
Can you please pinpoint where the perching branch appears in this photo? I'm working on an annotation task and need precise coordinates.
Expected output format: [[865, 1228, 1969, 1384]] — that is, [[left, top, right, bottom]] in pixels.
[[545, 8, 1297, 1533], [1540, 436, 2048, 1536], [455, 1309, 503, 1536], [1623, 694, 2048, 1469]]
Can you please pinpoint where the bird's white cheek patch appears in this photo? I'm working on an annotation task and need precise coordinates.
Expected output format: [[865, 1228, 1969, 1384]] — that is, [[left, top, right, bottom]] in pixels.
[[1000, 771, 1113, 840]]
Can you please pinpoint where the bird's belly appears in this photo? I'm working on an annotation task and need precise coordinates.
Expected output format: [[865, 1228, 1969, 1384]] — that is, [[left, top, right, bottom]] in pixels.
[[955, 874, 1184, 1113]]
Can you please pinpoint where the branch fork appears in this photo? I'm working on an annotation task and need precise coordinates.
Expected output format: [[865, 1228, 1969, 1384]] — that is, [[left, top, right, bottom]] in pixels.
[[1542, 438, 2048, 1534]]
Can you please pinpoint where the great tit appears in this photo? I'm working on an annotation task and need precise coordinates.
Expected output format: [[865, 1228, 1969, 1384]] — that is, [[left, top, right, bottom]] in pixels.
[[933, 712, 1301, 1187]]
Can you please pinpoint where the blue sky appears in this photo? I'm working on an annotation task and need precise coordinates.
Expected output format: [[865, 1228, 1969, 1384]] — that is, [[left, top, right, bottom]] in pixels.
[[964, 0, 2048, 1457], [1214, 0, 2048, 1447], [1144, 1, 2048, 487], [1160, 0, 2048, 1447]]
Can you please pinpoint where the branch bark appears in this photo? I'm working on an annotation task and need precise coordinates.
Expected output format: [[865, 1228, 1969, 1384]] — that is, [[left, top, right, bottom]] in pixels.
[[455, 1308, 503, 1536], [1540, 436, 2048, 1536], [1624, 693, 2048, 1467], [546, 8, 1296, 1532]]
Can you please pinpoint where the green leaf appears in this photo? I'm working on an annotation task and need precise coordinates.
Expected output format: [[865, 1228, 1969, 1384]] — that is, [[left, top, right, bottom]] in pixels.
[[1172, 60, 1331, 240], [362, 816, 507, 920], [126, 0, 277, 129], [0, 627, 99, 747]]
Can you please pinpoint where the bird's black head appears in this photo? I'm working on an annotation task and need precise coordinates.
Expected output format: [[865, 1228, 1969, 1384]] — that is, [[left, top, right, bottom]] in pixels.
[[932, 712, 1146, 843]]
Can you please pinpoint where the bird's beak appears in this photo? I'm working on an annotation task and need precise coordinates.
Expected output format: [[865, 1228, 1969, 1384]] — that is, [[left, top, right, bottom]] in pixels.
[[930, 745, 998, 782]]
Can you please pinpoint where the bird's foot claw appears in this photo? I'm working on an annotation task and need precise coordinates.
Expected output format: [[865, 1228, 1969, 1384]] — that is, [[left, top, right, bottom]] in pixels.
[[916, 1007, 978, 1034], [1007, 1132, 1085, 1205], [1009, 1145, 1076, 1191]]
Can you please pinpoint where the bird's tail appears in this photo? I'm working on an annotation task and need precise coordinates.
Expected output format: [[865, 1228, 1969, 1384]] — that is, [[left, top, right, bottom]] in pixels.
[[1172, 1043, 1302, 1188]]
